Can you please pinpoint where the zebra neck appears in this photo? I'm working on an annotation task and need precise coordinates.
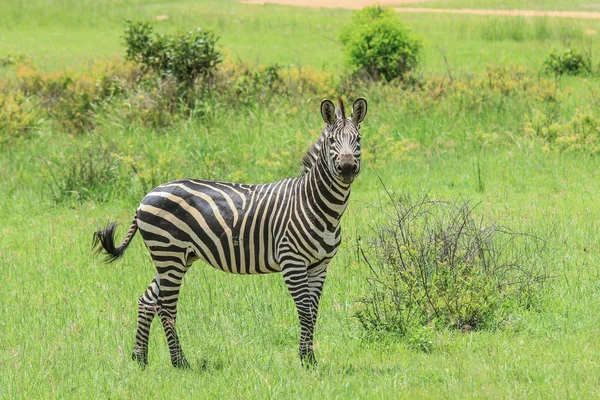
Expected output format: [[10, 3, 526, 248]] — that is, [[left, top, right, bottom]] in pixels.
[[302, 153, 352, 230]]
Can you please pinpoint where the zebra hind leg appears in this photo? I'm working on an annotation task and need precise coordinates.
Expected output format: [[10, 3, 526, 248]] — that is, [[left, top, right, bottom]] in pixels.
[[156, 263, 190, 368], [132, 276, 160, 367]]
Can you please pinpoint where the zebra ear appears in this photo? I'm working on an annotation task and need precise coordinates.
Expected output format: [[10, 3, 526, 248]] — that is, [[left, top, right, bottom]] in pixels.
[[351, 98, 367, 124], [321, 99, 336, 125]]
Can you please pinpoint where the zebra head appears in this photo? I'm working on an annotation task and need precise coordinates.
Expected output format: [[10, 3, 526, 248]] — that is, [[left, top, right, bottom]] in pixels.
[[320, 97, 368, 184]]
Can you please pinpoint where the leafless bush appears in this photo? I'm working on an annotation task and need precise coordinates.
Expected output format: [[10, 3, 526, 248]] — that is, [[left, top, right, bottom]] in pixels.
[[356, 184, 550, 336]]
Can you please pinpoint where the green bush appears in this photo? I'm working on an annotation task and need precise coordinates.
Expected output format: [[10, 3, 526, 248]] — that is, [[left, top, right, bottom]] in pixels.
[[0, 90, 42, 142], [123, 21, 222, 87], [356, 191, 549, 336], [0, 53, 29, 68], [42, 142, 123, 204], [525, 108, 600, 154], [12, 58, 136, 134], [340, 5, 421, 82], [543, 48, 591, 76]]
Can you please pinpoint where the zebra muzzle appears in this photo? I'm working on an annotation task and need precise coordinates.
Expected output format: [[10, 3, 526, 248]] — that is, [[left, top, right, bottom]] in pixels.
[[339, 154, 358, 182]]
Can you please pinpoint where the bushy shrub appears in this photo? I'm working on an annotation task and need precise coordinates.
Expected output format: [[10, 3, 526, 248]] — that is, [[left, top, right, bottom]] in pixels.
[[42, 142, 122, 204], [215, 60, 336, 105], [0, 53, 560, 144], [339, 5, 421, 82], [356, 190, 549, 336], [227, 63, 283, 105], [0, 53, 30, 68], [123, 21, 222, 87], [111, 78, 182, 129], [0, 55, 338, 137], [13, 58, 137, 134], [0, 90, 43, 142], [525, 107, 600, 153], [544, 48, 591, 76]]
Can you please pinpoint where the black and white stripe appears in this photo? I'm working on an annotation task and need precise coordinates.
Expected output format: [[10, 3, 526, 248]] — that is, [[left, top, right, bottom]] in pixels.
[[93, 97, 368, 368]]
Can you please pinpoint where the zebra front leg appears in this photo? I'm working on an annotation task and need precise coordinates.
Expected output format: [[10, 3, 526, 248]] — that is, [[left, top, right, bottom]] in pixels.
[[306, 263, 328, 363], [157, 269, 190, 369], [282, 264, 317, 367], [132, 275, 160, 366]]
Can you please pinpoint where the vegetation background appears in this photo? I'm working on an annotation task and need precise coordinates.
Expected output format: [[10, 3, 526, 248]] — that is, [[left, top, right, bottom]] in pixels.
[[1, 0, 600, 398]]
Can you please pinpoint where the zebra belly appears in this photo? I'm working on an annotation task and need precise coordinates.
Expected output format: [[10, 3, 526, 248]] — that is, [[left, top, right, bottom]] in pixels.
[[137, 206, 283, 274], [136, 181, 283, 275]]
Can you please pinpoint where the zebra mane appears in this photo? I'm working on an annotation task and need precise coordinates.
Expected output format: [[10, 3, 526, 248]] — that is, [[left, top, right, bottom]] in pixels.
[[300, 97, 346, 176], [336, 97, 346, 120], [300, 130, 327, 176]]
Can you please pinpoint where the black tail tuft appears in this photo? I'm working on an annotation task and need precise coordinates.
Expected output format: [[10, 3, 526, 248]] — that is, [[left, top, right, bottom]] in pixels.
[[93, 222, 126, 263]]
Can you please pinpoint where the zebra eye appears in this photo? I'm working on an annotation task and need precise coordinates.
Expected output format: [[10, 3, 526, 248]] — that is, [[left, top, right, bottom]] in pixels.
[[328, 134, 335, 143]]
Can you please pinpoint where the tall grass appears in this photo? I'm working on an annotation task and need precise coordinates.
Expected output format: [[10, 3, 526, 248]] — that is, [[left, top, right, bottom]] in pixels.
[[3, 135, 600, 398], [480, 16, 583, 42], [2, 1, 600, 398]]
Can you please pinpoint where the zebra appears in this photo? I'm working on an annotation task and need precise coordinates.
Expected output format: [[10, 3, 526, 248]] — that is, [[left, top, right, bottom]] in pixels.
[[93, 97, 368, 368]]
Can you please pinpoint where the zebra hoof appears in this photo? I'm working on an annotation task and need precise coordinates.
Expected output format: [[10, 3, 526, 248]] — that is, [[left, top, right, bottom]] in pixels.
[[172, 357, 191, 369], [131, 351, 148, 367], [300, 352, 318, 369]]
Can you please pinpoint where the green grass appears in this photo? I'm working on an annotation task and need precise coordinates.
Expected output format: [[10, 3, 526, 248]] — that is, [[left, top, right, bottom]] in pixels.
[[2, 0, 600, 398], [1, 0, 599, 72], [4, 145, 600, 398], [0, 0, 350, 71]]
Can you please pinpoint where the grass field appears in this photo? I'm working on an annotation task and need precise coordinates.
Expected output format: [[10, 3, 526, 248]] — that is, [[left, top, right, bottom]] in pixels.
[[2, 0, 600, 398], [1, 0, 599, 72]]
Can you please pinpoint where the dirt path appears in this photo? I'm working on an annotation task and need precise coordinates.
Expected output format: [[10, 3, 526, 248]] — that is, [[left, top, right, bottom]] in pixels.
[[241, 0, 437, 9], [394, 7, 600, 19], [241, 0, 600, 19]]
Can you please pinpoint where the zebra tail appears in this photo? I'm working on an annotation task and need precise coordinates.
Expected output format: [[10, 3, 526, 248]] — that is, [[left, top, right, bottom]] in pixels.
[[93, 219, 138, 263]]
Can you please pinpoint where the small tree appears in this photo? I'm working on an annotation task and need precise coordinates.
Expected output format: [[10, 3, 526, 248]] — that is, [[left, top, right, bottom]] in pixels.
[[340, 6, 422, 82], [543, 48, 591, 76], [123, 21, 222, 88]]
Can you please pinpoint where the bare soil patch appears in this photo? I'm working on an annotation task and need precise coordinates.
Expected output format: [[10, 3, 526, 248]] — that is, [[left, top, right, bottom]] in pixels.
[[242, 0, 600, 18], [241, 0, 436, 9], [394, 7, 600, 19]]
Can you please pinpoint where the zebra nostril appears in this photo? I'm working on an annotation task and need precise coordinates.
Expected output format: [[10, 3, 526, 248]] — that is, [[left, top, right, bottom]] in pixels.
[[339, 154, 355, 175], [340, 163, 353, 176], [353, 163, 358, 173]]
